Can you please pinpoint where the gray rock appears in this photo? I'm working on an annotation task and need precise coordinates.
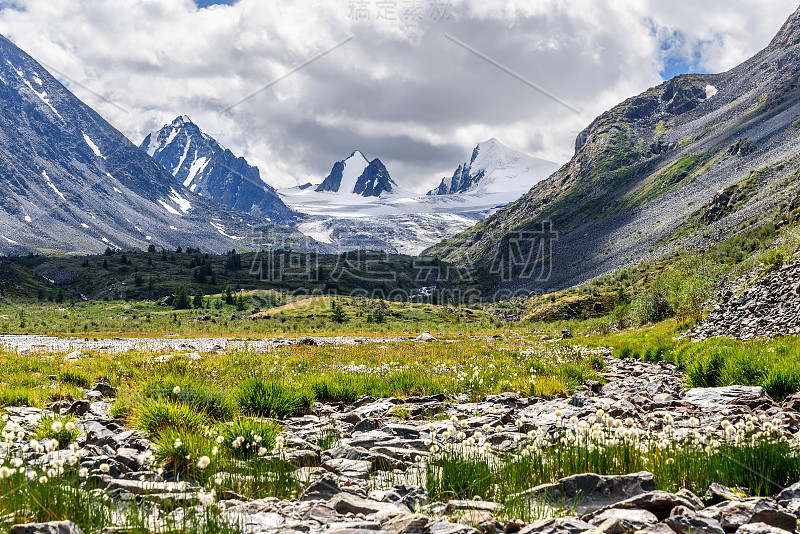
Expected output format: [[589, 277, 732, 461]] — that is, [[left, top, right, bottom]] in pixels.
[[704, 483, 748, 505], [666, 506, 725, 534], [588, 508, 658, 528], [300, 473, 342, 501], [521, 471, 656, 514], [382, 513, 429, 534], [682, 386, 767, 408], [90, 382, 116, 397], [369, 485, 427, 510], [416, 332, 437, 342], [8, 522, 84, 534], [698, 498, 796, 532], [518, 517, 595, 534], [425, 521, 480, 534], [736, 523, 796, 534], [328, 493, 386, 515], [776, 481, 800, 517], [583, 490, 702, 521], [322, 458, 373, 479]]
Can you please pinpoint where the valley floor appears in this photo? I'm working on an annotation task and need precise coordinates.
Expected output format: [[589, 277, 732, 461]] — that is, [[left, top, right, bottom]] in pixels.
[[2, 320, 800, 533]]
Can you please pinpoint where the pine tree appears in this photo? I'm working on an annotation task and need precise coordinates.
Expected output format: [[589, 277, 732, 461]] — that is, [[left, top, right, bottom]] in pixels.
[[194, 289, 205, 309], [173, 285, 191, 310]]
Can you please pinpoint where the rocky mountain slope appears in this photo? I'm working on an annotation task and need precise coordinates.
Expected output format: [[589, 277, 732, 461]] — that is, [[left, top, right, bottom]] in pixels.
[[427, 138, 558, 196], [142, 116, 296, 224], [429, 7, 800, 293], [0, 35, 311, 255]]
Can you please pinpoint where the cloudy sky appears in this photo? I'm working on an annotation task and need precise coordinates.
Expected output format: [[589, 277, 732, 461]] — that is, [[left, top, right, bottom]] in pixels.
[[0, 0, 797, 192]]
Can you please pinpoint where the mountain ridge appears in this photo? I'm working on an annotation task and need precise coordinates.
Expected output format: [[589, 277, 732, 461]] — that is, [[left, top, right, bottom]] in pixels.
[[428, 6, 800, 294], [0, 34, 314, 255], [141, 116, 296, 224]]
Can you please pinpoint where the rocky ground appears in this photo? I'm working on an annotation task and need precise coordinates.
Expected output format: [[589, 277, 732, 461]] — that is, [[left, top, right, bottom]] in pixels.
[[0, 334, 415, 356], [690, 260, 800, 340], [6, 354, 800, 534]]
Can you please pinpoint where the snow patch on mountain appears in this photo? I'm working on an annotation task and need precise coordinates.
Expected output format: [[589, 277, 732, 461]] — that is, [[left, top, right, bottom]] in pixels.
[[82, 131, 105, 159], [42, 171, 65, 201]]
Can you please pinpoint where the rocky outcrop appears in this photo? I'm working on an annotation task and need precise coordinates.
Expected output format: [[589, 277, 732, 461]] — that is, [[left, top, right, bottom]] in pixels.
[[691, 260, 800, 340]]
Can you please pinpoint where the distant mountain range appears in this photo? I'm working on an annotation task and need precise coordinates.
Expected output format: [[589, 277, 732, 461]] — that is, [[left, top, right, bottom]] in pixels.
[[142, 116, 296, 224], [0, 31, 557, 259], [429, 5, 800, 292], [278, 141, 558, 255], [0, 34, 316, 256]]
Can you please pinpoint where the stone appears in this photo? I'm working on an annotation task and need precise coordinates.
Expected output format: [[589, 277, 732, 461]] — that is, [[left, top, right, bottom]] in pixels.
[[90, 382, 116, 397], [522, 471, 655, 514], [517, 517, 595, 534], [322, 458, 373, 479], [665, 506, 725, 534], [588, 508, 658, 529], [776, 481, 800, 517], [736, 523, 796, 534], [300, 473, 342, 501], [9, 522, 84, 534], [328, 493, 386, 516], [704, 483, 747, 505], [416, 332, 437, 342], [583, 491, 702, 521], [682, 386, 766, 409], [382, 513, 429, 534], [65, 399, 90, 416], [369, 485, 427, 510], [425, 521, 480, 534], [698, 498, 796, 532]]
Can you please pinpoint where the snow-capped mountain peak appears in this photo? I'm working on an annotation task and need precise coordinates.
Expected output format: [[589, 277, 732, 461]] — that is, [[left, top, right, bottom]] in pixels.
[[428, 138, 559, 196], [315, 151, 396, 197], [141, 116, 296, 223]]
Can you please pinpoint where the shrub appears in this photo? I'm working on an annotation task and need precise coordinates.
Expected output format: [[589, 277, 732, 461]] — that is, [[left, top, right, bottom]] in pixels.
[[144, 378, 236, 421], [613, 345, 638, 360], [530, 375, 569, 398], [131, 398, 210, 438], [57, 369, 92, 389], [217, 417, 281, 459], [686, 349, 727, 388], [152, 427, 218, 482], [235, 379, 312, 419]]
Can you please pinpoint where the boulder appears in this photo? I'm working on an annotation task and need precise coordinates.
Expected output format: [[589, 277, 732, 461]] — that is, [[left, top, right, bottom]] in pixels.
[[698, 498, 796, 532], [776, 481, 800, 517], [300, 473, 342, 501], [583, 490, 702, 521], [736, 523, 796, 534], [521, 471, 656, 514], [518, 517, 595, 534], [665, 506, 725, 534], [416, 332, 437, 342], [588, 508, 658, 529], [682, 386, 767, 408]]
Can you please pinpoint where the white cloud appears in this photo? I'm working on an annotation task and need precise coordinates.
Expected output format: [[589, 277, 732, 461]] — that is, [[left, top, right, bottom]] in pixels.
[[0, 0, 796, 192]]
